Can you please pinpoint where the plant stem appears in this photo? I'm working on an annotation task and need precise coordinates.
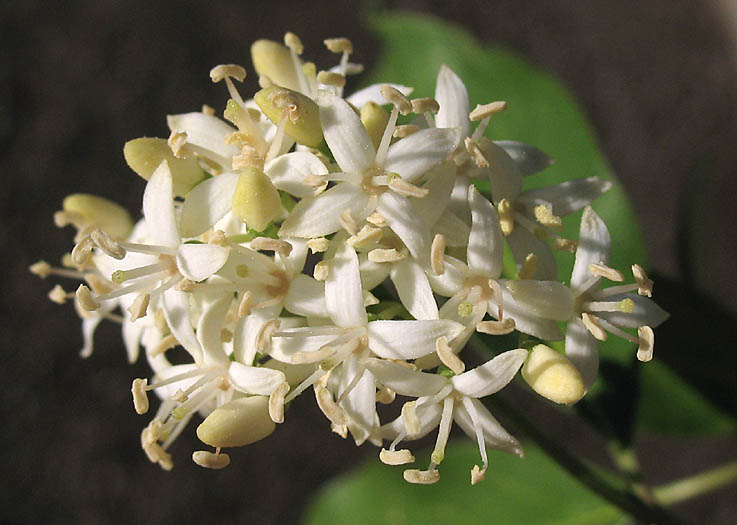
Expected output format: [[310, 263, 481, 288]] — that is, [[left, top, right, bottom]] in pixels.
[[654, 460, 737, 505]]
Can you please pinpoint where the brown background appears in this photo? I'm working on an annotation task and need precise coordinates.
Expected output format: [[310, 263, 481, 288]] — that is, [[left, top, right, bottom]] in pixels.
[[3, 1, 737, 523]]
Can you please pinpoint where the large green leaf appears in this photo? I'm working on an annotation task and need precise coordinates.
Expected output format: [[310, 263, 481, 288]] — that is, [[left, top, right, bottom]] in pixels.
[[360, 12, 735, 438], [304, 442, 624, 525]]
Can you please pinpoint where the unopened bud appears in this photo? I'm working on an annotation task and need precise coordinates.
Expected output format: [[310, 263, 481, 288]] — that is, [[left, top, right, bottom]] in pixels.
[[62, 194, 133, 240], [232, 166, 282, 232], [254, 86, 323, 147], [522, 344, 585, 405], [196, 396, 276, 448], [250, 40, 300, 91], [123, 138, 204, 197]]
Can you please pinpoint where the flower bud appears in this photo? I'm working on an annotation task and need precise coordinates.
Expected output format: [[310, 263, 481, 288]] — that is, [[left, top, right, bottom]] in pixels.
[[522, 344, 585, 405], [123, 137, 205, 197], [62, 194, 133, 240], [254, 86, 323, 147], [360, 101, 389, 150], [232, 166, 282, 232], [196, 396, 276, 449], [250, 39, 300, 91]]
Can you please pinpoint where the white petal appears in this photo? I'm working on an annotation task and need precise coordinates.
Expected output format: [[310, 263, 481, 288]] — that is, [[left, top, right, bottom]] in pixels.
[[454, 399, 523, 456], [233, 307, 279, 365], [326, 243, 367, 328], [367, 320, 464, 359], [571, 206, 611, 295], [366, 358, 448, 396], [596, 293, 669, 329], [432, 210, 470, 247], [383, 128, 461, 183], [281, 237, 308, 276], [478, 138, 523, 203], [269, 326, 344, 363], [176, 243, 230, 282], [505, 280, 575, 321], [143, 161, 180, 247], [489, 285, 564, 340], [435, 65, 471, 138], [412, 164, 455, 227], [518, 177, 612, 217], [121, 314, 144, 363], [448, 174, 471, 224], [284, 274, 329, 318], [391, 258, 439, 320], [339, 353, 377, 443], [377, 191, 429, 260], [167, 112, 239, 170], [279, 182, 369, 238], [79, 315, 103, 358], [506, 227, 558, 281], [452, 349, 528, 398], [495, 141, 554, 176], [467, 185, 503, 278], [179, 172, 238, 238], [565, 318, 599, 391], [162, 288, 203, 363], [228, 362, 286, 395], [346, 83, 413, 108], [265, 151, 328, 198], [196, 294, 232, 366], [318, 92, 375, 174], [380, 400, 443, 441], [358, 254, 391, 289], [427, 255, 465, 297]]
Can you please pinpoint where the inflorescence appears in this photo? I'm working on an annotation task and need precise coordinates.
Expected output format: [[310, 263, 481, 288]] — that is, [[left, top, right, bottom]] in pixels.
[[31, 32, 668, 484]]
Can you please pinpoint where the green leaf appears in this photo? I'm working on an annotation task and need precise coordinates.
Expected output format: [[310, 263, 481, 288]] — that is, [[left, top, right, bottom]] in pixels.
[[304, 442, 624, 525], [362, 11, 736, 437]]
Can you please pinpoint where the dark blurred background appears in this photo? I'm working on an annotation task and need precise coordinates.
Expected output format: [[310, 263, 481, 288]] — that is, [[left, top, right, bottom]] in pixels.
[[3, 1, 737, 523]]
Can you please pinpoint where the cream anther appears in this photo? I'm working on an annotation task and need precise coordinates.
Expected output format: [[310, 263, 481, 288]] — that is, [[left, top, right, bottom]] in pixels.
[[313, 261, 330, 281], [469, 101, 507, 121], [411, 97, 440, 114], [201, 104, 215, 116], [307, 237, 329, 253], [380, 85, 412, 115], [339, 209, 359, 235], [173, 389, 188, 403], [581, 313, 607, 341], [388, 178, 429, 198], [269, 382, 290, 423], [403, 469, 440, 485], [314, 383, 346, 425], [401, 401, 421, 436], [284, 32, 304, 55], [175, 279, 197, 292], [208, 230, 228, 246], [209, 64, 246, 83], [497, 199, 514, 236], [221, 329, 233, 343], [324, 37, 353, 54], [517, 253, 538, 280], [30, 260, 52, 278], [436, 336, 465, 374], [392, 124, 420, 138], [465, 137, 489, 168], [477, 319, 515, 335], [316, 70, 346, 87], [150, 334, 178, 357], [75, 284, 100, 311], [376, 386, 396, 404], [637, 326, 654, 362], [380, 448, 415, 465], [589, 262, 624, 282], [347, 225, 383, 249], [192, 450, 231, 469], [128, 293, 150, 321], [534, 204, 563, 231], [131, 378, 150, 414], [368, 248, 406, 263], [154, 309, 168, 334], [471, 465, 487, 485], [632, 264, 653, 297], [431, 234, 446, 275], [256, 319, 281, 352], [71, 236, 94, 265], [48, 284, 69, 304], [366, 212, 388, 228], [250, 237, 293, 257], [167, 130, 188, 158], [237, 291, 253, 319], [552, 238, 578, 253]]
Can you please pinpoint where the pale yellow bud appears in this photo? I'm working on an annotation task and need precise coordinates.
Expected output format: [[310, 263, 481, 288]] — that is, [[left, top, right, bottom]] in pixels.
[[522, 344, 585, 405], [254, 86, 323, 147], [231, 166, 282, 232], [196, 396, 276, 449], [250, 39, 300, 91], [62, 194, 133, 240], [123, 137, 205, 197], [360, 101, 390, 150]]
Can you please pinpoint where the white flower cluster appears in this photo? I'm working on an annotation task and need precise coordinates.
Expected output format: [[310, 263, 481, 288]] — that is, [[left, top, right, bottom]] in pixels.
[[32, 33, 668, 485]]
